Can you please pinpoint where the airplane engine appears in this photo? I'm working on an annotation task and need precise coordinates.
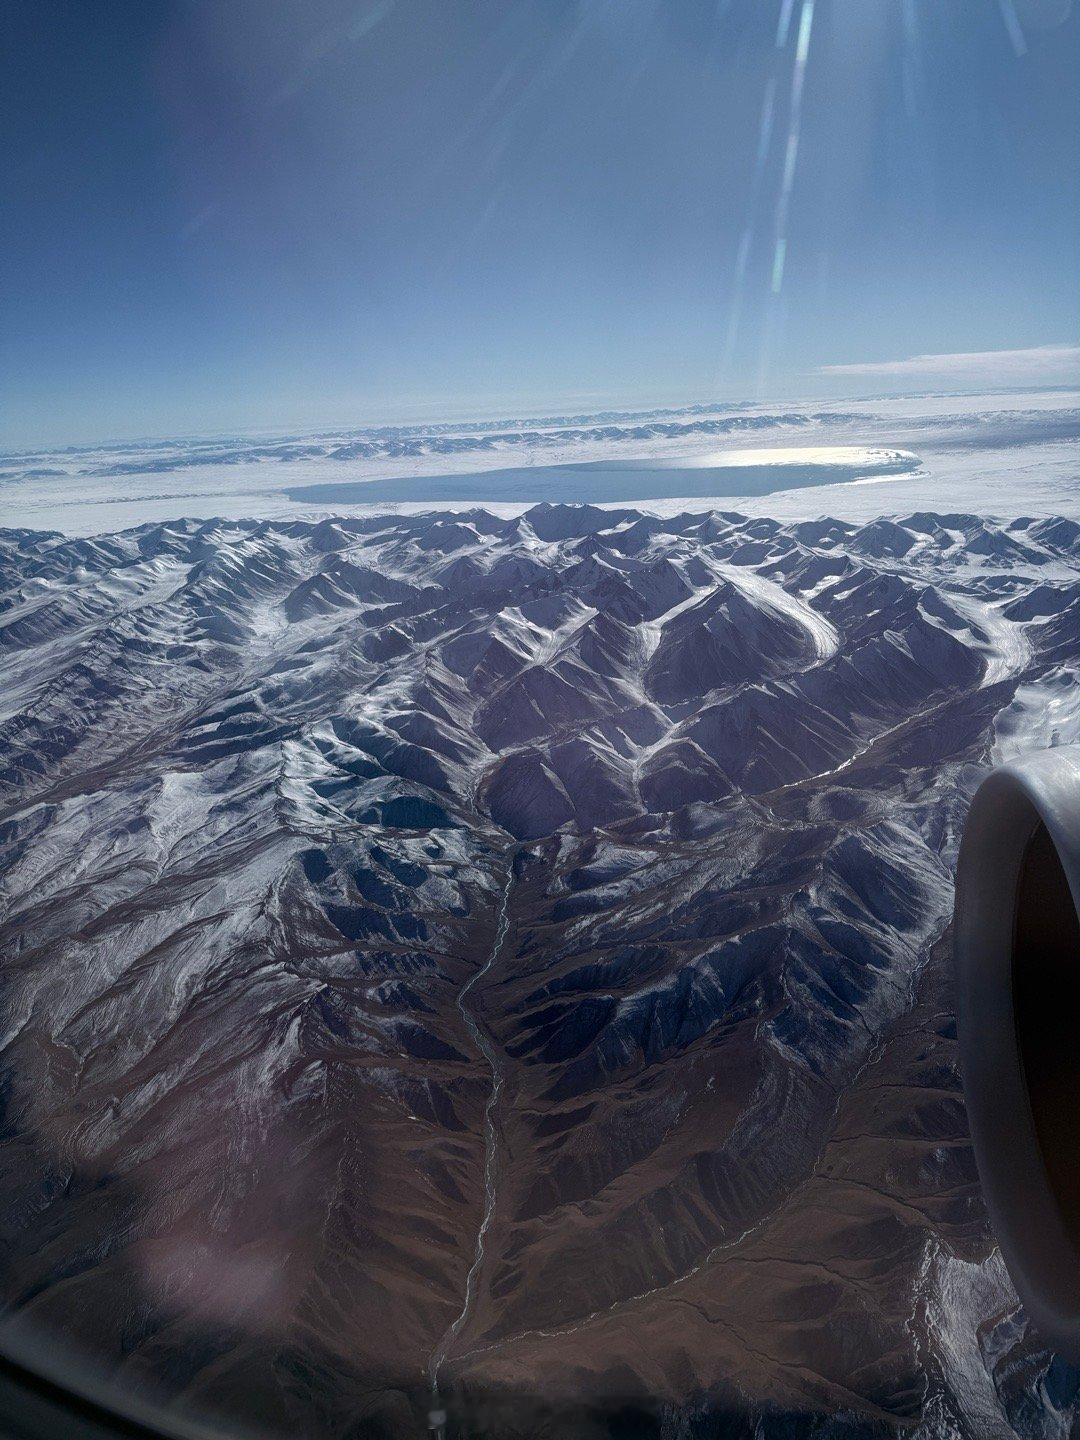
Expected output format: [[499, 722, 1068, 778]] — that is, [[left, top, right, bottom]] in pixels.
[[955, 747, 1080, 1358]]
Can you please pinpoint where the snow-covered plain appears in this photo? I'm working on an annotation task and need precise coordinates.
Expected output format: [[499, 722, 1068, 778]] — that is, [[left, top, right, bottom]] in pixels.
[[2, 388, 1078, 534]]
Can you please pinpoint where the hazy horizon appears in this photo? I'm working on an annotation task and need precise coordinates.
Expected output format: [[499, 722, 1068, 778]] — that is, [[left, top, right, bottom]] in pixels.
[[2, 367, 1079, 455]]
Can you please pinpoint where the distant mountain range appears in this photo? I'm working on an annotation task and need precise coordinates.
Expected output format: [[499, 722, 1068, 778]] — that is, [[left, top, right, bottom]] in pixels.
[[1, 504, 1078, 1439]]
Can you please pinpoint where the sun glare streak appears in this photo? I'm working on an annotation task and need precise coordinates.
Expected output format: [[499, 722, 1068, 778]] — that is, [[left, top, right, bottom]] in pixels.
[[720, 74, 778, 374], [775, 0, 797, 48], [770, 0, 814, 295], [720, 0, 1044, 398], [901, 0, 920, 118], [996, 0, 1029, 53], [757, 75, 779, 167], [795, 0, 814, 67], [748, 0, 814, 396]]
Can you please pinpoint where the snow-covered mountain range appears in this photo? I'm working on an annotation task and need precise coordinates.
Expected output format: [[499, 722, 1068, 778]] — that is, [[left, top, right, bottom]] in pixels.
[[0, 503, 1078, 1439]]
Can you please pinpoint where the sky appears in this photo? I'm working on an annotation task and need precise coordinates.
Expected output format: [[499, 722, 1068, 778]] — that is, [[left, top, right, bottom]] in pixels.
[[2, 0, 1079, 447]]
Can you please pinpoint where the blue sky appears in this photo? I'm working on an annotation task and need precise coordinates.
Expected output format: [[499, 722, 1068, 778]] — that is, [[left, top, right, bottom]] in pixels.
[[2, 0, 1078, 446]]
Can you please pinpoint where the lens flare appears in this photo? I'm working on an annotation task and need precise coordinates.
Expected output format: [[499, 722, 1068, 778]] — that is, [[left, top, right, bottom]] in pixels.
[[719, 0, 1044, 391]]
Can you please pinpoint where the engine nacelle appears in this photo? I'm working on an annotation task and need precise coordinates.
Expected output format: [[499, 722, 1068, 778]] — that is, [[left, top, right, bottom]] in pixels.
[[955, 747, 1080, 1358]]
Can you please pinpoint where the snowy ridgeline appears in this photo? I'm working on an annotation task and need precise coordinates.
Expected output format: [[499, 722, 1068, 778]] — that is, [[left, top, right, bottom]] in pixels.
[[0, 503, 1078, 1440]]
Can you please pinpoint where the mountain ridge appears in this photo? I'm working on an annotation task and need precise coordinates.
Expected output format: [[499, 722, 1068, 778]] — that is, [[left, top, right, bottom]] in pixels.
[[0, 504, 1077, 1439]]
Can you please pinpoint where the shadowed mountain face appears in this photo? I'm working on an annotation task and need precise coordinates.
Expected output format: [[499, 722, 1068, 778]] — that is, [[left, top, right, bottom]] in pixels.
[[0, 504, 1078, 1439]]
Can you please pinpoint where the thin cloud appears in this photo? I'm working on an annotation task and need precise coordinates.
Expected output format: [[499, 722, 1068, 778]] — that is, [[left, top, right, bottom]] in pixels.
[[819, 344, 1080, 384]]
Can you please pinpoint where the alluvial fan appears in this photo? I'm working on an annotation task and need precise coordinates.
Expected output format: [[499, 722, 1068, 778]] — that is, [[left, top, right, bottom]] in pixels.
[[0, 504, 1078, 1439]]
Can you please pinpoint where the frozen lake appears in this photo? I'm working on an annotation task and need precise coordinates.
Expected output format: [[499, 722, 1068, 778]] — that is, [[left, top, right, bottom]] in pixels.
[[283, 446, 921, 505]]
